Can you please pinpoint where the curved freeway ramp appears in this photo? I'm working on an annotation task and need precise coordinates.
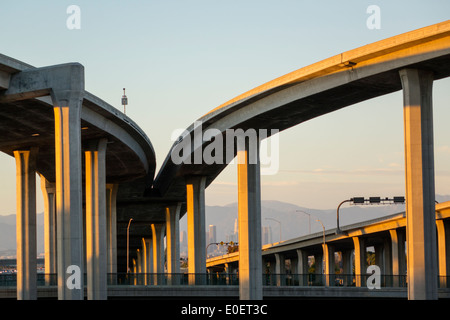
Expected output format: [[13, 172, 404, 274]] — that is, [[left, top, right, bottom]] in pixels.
[[0, 54, 156, 299], [154, 20, 450, 200], [152, 20, 450, 300]]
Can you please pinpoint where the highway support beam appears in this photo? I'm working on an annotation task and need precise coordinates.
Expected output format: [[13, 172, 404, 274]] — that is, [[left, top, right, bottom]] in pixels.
[[237, 138, 262, 300], [140, 238, 149, 285], [1, 63, 86, 300], [323, 243, 335, 287], [400, 68, 438, 300], [151, 223, 166, 285], [40, 176, 57, 286], [186, 176, 207, 285], [51, 65, 85, 300], [352, 236, 366, 288], [166, 203, 182, 284], [85, 138, 108, 300], [106, 183, 118, 284], [14, 148, 38, 300]]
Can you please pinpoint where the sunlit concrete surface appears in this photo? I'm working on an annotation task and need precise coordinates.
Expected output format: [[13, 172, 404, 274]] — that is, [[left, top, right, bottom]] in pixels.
[[1, 20, 450, 300]]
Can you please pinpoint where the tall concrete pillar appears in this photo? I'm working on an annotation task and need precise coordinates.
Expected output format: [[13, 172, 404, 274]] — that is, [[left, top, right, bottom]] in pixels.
[[323, 243, 335, 286], [436, 219, 450, 288], [274, 253, 285, 286], [296, 249, 308, 286], [85, 138, 108, 300], [353, 236, 366, 287], [342, 249, 353, 286], [146, 238, 153, 284], [400, 68, 438, 300], [389, 228, 407, 287], [106, 184, 118, 281], [52, 88, 84, 300], [40, 175, 57, 286], [166, 203, 181, 284], [186, 176, 207, 284], [141, 238, 152, 284], [14, 148, 38, 300], [151, 223, 166, 285], [237, 138, 262, 300], [136, 249, 142, 284]]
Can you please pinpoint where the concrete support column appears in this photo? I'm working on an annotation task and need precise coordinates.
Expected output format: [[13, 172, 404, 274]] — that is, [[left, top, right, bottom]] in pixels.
[[52, 89, 84, 300], [166, 203, 181, 284], [140, 238, 149, 285], [144, 238, 153, 284], [323, 243, 335, 286], [85, 138, 108, 300], [136, 249, 142, 285], [400, 68, 438, 300], [436, 219, 450, 288], [389, 228, 407, 287], [151, 223, 166, 285], [14, 148, 38, 300], [40, 175, 57, 286], [342, 249, 353, 286], [186, 176, 207, 285], [274, 253, 285, 286], [106, 183, 118, 283], [237, 138, 262, 300], [353, 236, 366, 287], [296, 249, 308, 286]]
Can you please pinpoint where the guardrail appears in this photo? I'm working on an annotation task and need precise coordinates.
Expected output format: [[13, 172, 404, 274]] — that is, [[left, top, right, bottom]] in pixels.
[[1, 273, 449, 288]]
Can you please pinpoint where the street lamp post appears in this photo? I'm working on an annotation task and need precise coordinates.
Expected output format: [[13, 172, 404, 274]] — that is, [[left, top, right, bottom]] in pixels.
[[296, 210, 311, 234], [126, 218, 133, 273], [336, 199, 352, 235], [265, 217, 281, 243], [336, 196, 405, 235], [316, 219, 325, 246]]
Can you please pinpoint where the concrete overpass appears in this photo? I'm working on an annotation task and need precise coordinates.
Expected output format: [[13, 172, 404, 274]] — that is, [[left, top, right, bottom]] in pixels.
[[206, 201, 450, 295], [0, 54, 156, 300], [1, 20, 450, 300], [151, 20, 450, 300]]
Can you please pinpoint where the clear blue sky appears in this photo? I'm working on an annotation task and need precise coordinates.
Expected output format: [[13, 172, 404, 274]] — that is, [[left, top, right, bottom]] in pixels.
[[0, 1, 449, 214]]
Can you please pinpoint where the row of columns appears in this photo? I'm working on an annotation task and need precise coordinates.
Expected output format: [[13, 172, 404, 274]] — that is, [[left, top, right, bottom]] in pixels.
[[131, 139, 263, 299], [13, 67, 439, 300], [194, 67, 439, 300], [15, 109, 116, 300], [273, 230, 408, 287]]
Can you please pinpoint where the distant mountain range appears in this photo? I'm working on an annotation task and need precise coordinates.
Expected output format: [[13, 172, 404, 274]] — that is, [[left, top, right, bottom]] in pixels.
[[1, 195, 450, 258], [184, 194, 450, 245]]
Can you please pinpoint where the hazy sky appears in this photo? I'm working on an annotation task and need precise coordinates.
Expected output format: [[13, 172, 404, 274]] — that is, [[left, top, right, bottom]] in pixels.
[[0, 1, 449, 215]]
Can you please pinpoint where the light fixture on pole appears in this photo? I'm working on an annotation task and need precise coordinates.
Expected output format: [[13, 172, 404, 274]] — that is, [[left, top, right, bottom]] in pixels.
[[265, 217, 281, 243], [296, 210, 311, 234], [316, 219, 325, 246], [336, 196, 406, 235]]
